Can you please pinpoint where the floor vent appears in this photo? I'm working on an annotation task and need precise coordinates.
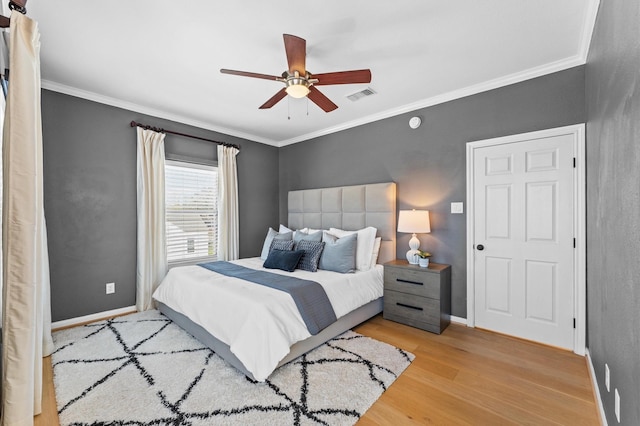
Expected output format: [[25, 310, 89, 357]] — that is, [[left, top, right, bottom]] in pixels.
[[347, 87, 376, 101]]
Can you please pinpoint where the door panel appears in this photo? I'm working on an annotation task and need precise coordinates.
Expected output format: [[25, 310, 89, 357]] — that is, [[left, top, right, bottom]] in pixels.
[[526, 181, 557, 242], [473, 134, 575, 350], [484, 257, 512, 314]]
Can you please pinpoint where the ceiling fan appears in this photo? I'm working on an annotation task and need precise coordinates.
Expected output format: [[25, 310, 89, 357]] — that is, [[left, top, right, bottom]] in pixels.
[[220, 34, 372, 112]]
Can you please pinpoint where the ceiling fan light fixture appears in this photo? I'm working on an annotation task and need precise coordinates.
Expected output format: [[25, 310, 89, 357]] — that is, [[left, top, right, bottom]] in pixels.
[[285, 83, 310, 98], [284, 73, 311, 98]]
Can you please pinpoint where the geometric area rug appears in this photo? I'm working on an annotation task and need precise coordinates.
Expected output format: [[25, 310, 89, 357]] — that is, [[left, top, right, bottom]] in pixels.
[[52, 310, 414, 425]]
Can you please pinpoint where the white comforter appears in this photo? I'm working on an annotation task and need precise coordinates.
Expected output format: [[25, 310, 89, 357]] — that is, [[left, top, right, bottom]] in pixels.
[[152, 257, 383, 381]]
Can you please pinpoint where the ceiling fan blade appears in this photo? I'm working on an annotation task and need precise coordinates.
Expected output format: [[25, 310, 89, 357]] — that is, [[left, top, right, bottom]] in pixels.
[[283, 34, 306, 75], [220, 69, 280, 81], [259, 88, 287, 109], [313, 69, 372, 86], [307, 86, 338, 112]]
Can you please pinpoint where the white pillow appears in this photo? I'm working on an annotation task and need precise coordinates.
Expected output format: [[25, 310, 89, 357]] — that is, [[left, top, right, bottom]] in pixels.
[[260, 227, 293, 260], [370, 237, 382, 268], [278, 224, 307, 240], [329, 226, 377, 271], [278, 224, 292, 233]]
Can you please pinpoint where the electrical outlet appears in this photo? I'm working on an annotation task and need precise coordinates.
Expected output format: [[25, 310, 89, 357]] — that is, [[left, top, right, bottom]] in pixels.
[[615, 388, 620, 423], [605, 363, 610, 391], [106, 282, 115, 295]]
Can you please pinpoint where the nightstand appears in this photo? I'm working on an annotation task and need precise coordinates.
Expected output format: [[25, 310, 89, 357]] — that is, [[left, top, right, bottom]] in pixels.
[[383, 259, 451, 334]]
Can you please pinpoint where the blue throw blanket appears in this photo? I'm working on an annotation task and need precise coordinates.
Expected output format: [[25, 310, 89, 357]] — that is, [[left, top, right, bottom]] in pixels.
[[198, 261, 337, 335]]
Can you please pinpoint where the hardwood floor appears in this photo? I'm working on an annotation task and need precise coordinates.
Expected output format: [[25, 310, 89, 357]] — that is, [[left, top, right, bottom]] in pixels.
[[35, 315, 600, 425]]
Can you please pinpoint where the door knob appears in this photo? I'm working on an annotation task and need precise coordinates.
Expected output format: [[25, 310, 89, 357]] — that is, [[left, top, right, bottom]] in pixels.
[[476, 244, 485, 251]]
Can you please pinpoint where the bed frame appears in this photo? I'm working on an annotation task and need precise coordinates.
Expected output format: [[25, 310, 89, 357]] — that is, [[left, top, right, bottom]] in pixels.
[[160, 182, 397, 380]]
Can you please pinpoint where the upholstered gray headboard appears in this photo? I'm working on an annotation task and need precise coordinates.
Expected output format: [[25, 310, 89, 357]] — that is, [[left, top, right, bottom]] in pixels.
[[288, 182, 396, 265]]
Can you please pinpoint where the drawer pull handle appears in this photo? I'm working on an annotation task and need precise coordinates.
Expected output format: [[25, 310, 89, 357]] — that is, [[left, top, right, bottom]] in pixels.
[[396, 278, 423, 286], [397, 302, 423, 311]]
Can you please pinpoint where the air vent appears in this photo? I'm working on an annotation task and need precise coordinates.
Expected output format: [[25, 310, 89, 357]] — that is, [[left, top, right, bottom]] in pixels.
[[347, 87, 376, 102]]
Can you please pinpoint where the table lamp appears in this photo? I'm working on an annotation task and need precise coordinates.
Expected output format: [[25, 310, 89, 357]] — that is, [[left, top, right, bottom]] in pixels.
[[397, 209, 431, 264]]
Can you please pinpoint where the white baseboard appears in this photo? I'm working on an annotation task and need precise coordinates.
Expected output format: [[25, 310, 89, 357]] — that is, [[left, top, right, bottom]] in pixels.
[[586, 348, 608, 426], [52, 306, 137, 330], [450, 315, 468, 325]]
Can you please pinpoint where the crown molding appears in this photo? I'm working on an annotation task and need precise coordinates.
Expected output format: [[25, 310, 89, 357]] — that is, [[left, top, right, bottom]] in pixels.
[[40, 80, 280, 147], [579, 0, 601, 62], [277, 55, 586, 147], [43, 48, 591, 150]]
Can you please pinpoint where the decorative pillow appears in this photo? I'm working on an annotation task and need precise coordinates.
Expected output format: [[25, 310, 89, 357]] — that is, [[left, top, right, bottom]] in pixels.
[[369, 237, 382, 268], [329, 227, 378, 271], [318, 232, 357, 273], [269, 239, 294, 253], [263, 249, 304, 272], [293, 229, 323, 243], [294, 240, 325, 272], [260, 227, 293, 260]]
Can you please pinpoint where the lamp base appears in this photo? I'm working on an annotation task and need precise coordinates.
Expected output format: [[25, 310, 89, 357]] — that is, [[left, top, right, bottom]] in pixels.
[[406, 233, 420, 264], [406, 249, 419, 265]]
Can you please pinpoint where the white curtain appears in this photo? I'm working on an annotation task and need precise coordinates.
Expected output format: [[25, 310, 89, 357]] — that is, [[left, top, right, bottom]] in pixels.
[[1, 12, 53, 424], [136, 128, 167, 311], [217, 145, 239, 261]]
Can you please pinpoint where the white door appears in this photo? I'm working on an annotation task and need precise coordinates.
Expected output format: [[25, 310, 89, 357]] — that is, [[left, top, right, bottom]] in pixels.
[[472, 132, 575, 350]]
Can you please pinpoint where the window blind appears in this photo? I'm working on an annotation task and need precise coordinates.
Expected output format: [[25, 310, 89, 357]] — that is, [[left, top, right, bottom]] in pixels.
[[165, 160, 218, 265]]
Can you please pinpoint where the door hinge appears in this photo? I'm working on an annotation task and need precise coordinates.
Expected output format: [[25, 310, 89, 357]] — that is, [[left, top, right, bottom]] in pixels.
[[573, 318, 576, 329], [573, 157, 576, 168], [573, 238, 576, 248]]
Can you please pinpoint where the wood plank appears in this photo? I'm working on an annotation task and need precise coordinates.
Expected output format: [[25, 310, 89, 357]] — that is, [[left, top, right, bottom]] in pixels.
[[35, 314, 599, 425]]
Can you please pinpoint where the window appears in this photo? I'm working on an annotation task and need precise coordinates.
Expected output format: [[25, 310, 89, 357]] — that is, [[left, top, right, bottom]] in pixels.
[[165, 159, 218, 265]]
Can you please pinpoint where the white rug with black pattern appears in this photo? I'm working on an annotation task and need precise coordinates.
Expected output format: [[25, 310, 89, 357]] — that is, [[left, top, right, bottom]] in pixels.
[[52, 310, 414, 425]]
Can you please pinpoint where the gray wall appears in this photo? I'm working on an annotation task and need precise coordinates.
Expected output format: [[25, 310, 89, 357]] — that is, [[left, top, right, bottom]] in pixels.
[[42, 90, 279, 322], [279, 66, 585, 318], [586, 1, 640, 424]]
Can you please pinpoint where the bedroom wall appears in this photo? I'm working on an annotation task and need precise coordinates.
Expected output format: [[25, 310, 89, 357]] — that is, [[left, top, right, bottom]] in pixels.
[[42, 90, 280, 322], [279, 66, 585, 318], [585, 1, 640, 424]]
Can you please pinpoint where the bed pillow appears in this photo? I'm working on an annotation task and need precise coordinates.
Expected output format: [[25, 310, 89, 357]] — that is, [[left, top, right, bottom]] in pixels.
[[279, 224, 308, 241], [329, 227, 377, 271], [318, 232, 357, 273], [370, 237, 382, 268], [263, 249, 304, 272], [294, 240, 325, 272], [293, 229, 323, 243], [260, 227, 293, 260], [269, 239, 294, 253]]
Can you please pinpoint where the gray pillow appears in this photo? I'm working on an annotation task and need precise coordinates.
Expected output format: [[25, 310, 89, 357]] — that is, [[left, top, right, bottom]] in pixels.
[[269, 239, 294, 253], [293, 229, 323, 243], [294, 240, 325, 272], [318, 232, 358, 273], [260, 227, 293, 260]]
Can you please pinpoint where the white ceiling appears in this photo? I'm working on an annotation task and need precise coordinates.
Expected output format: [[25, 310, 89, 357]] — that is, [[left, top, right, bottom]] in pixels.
[[25, 1, 598, 147]]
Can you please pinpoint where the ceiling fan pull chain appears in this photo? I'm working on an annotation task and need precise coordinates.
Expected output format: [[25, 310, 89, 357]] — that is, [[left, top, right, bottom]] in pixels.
[[306, 97, 309, 116], [287, 96, 291, 120]]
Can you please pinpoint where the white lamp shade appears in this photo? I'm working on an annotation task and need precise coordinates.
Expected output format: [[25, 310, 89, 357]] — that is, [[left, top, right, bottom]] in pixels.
[[397, 210, 431, 233]]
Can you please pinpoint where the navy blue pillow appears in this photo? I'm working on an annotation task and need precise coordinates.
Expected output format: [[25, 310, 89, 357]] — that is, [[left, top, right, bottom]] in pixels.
[[263, 249, 304, 272]]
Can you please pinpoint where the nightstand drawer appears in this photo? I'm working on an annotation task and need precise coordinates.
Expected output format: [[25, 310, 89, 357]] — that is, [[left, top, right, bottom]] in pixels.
[[384, 267, 440, 299], [383, 290, 440, 326]]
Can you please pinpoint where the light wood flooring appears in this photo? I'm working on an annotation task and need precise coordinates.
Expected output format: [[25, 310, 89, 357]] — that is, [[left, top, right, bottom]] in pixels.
[[36, 315, 600, 425]]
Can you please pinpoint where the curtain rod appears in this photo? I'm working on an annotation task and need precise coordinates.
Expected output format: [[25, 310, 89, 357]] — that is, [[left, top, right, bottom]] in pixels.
[[0, 1, 28, 28], [130, 121, 240, 151]]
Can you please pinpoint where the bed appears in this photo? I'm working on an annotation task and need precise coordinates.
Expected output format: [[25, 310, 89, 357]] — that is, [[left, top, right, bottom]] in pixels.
[[153, 182, 396, 381]]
